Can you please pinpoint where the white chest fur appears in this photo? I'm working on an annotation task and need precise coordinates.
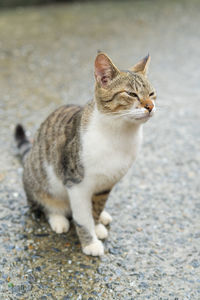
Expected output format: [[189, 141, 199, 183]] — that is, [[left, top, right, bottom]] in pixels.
[[81, 109, 143, 193]]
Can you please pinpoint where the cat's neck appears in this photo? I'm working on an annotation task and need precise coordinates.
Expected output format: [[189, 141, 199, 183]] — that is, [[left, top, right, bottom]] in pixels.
[[92, 101, 143, 136]]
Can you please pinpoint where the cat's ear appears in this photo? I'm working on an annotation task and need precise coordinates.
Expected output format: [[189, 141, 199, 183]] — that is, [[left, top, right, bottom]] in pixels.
[[130, 54, 151, 76], [94, 53, 120, 87]]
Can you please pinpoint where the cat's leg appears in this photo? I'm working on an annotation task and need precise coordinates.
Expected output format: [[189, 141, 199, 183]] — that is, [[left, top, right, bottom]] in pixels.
[[38, 193, 71, 234], [48, 214, 70, 234], [68, 185, 104, 256], [99, 210, 113, 226], [92, 189, 112, 240]]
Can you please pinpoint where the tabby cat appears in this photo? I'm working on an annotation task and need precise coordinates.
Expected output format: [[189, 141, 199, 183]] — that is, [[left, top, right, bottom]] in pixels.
[[15, 53, 156, 256]]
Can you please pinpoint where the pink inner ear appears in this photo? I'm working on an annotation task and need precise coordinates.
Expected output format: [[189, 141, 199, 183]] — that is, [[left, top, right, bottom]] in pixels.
[[96, 68, 111, 86], [101, 75, 109, 84], [95, 55, 112, 86]]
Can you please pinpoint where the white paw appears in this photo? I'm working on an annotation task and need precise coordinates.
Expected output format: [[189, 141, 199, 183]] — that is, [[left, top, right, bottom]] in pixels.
[[49, 215, 70, 234], [99, 210, 113, 226], [95, 223, 108, 240], [83, 239, 104, 256]]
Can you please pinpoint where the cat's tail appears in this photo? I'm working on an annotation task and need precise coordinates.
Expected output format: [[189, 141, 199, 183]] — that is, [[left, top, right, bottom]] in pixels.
[[14, 124, 32, 161]]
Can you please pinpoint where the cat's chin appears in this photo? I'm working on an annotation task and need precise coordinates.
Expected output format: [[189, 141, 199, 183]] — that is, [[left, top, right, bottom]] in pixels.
[[124, 114, 152, 124], [134, 115, 151, 123]]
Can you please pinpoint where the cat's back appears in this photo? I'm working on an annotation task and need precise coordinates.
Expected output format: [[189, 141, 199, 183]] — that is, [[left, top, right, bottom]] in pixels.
[[23, 105, 83, 190], [36, 105, 82, 145]]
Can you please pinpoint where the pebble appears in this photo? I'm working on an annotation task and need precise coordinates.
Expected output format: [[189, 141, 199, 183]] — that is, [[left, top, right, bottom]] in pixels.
[[190, 260, 200, 268], [52, 248, 61, 253], [79, 264, 92, 269], [108, 247, 121, 255]]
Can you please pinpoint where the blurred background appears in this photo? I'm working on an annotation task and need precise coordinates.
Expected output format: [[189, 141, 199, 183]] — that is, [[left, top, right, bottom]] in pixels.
[[0, 0, 200, 299], [0, 0, 67, 7]]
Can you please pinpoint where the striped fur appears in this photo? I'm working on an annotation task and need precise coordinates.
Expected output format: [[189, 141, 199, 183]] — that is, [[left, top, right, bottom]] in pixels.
[[14, 53, 156, 256]]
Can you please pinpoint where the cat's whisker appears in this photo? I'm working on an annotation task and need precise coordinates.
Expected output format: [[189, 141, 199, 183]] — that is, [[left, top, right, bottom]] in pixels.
[[119, 111, 146, 117], [104, 110, 154, 118], [155, 104, 169, 109], [113, 113, 134, 118]]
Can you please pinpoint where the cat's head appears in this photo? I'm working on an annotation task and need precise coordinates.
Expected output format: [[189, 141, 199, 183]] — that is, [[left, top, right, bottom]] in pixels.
[[94, 52, 156, 124]]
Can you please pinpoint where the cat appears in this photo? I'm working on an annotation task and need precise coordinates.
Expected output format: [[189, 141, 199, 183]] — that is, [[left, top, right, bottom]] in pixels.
[[15, 52, 156, 256]]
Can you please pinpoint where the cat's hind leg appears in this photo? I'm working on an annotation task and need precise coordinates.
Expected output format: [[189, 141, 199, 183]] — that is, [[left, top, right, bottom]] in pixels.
[[99, 210, 113, 226], [39, 193, 71, 234], [48, 214, 70, 234]]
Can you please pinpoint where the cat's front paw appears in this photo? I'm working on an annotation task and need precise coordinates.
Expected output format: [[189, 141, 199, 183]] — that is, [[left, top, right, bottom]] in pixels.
[[49, 215, 70, 234], [83, 239, 104, 256], [99, 210, 113, 226], [95, 223, 108, 240]]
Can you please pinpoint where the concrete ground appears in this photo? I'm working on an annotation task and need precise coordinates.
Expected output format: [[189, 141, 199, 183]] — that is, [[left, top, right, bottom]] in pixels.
[[0, 0, 200, 299]]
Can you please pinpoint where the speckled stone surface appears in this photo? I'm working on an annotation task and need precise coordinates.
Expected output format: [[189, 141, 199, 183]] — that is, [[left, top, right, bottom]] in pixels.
[[0, 0, 200, 299]]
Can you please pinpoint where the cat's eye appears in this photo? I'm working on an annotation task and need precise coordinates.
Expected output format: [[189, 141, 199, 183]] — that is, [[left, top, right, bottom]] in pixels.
[[149, 92, 154, 97], [126, 91, 138, 98]]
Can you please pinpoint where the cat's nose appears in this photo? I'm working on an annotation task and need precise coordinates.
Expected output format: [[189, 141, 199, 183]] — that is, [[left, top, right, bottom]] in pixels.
[[144, 102, 154, 112]]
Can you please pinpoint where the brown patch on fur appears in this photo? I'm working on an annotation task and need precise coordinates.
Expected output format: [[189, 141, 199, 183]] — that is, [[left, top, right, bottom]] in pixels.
[[74, 221, 93, 248], [39, 192, 70, 212], [92, 189, 111, 223]]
